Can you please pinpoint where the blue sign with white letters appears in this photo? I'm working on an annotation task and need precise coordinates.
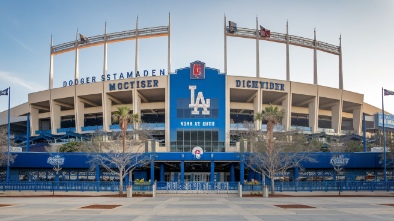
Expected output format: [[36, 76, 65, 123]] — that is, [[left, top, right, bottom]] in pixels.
[[376, 113, 394, 129]]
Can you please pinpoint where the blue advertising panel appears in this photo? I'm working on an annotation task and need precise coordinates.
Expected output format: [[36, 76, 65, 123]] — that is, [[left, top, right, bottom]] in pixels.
[[170, 61, 225, 152], [376, 113, 394, 129]]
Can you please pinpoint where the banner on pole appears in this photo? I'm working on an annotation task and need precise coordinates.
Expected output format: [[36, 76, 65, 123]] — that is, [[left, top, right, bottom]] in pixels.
[[0, 88, 8, 96], [384, 89, 394, 96]]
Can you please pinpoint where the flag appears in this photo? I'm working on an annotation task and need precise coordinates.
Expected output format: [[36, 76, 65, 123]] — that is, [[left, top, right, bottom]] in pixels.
[[79, 34, 89, 44], [384, 89, 394, 96], [0, 88, 8, 96], [259, 25, 270, 38], [228, 21, 237, 33]]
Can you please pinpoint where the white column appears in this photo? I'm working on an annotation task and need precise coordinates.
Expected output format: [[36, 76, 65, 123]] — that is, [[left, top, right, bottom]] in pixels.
[[30, 106, 39, 136], [103, 23, 107, 79], [331, 101, 342, 134], [254, 90, 261, 131], [286, 21, 290, 81], [102, 22, 108, 131], [256, 17, 260, 78], [133, 17, 139, 115], [224, 15, 227, 74], [168, 13, 171, 74], [49, 35, 54, 89], [134, 92, 141, 130], [74, 30, 79, 81], [282, 93, 291, 131], [308, 97, 318, 133], [313, 28, 317, 85], [74, 30, 80, 133], [105, 96, 112, 131], [352, 107, 362, 135], [339, 35, 343, 89], [135, 16, 139, 77], [50, 101, 61, 134], [75, 97, 84, 133]]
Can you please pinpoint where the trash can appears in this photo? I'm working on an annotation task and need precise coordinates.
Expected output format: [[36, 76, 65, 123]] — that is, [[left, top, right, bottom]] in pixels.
[[127, 185, 132, 198]]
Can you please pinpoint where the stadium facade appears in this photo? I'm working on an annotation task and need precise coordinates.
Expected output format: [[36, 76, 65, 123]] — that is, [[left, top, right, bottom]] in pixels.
[[0, 17, 392, 183]]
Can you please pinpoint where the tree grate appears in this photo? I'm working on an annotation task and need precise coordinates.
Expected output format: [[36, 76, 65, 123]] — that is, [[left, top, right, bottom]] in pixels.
[[381, 204, 394, 207], [0, 204, 12, 207], [275, 204, 315, 209], [80, 204, 121, 209]]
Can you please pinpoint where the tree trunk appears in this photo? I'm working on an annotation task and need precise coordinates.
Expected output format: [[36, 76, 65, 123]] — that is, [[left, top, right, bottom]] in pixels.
[[270, 177, 275, 194], [119, 170, 124, 194], [122, 130, 126, 153], [267, 120, 274, 154]]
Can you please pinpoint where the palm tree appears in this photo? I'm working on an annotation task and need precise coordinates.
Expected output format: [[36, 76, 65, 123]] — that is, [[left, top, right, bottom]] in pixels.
[[254, 112, 264, 130], [260, 105, 285, 150], [112, 106, 139, 153], [255, 105, 285, 194]]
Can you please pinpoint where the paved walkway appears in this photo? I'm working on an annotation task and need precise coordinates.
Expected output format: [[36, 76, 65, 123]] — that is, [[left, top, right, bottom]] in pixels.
[[0, 192, 393, 220]]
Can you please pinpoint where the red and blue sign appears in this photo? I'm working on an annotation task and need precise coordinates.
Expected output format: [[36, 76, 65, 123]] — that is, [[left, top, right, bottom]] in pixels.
[[190, 61, 205, 79]]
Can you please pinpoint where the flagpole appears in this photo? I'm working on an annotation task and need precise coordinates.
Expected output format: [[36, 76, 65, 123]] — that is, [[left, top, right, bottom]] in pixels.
[[6, 87, 10, 182], [382, 87, 387, 182]]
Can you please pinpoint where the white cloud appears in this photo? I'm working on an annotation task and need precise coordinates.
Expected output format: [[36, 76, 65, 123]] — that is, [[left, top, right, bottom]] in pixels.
[[0, 71, 46, 92], [2, 30, 36, 54]]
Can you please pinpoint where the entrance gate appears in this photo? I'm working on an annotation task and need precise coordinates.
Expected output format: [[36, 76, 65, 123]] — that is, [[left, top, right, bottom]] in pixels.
[[156, 182, 239, 194], [184, 172, 210, 182]]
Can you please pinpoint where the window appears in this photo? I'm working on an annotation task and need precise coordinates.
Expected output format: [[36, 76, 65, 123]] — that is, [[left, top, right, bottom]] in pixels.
[[173, 130, 223, 152], [177, 98, 219, 119]]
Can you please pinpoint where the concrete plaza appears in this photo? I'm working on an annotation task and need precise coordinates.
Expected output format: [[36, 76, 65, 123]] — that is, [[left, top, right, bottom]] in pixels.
[[0, 192, 393, 220]]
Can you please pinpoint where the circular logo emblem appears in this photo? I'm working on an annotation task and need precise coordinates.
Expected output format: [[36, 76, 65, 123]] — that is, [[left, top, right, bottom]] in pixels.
[[192, 146, 203, 159]]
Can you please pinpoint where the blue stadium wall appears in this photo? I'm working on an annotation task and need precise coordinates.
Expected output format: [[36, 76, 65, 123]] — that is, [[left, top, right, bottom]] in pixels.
[[8, 152, 385, 170], [170, 61, 226, 152]]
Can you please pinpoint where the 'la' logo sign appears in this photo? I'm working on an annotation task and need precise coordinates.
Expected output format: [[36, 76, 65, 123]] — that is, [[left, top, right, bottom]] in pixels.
[[189, 85, 210, 115]]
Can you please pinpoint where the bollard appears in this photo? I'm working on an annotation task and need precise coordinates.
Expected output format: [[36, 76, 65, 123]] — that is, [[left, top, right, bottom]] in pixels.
[[127, 185, 132, 198], [238, 182, 242, 198], [153, 182, 156, 198], [263, 185, 269, 198]]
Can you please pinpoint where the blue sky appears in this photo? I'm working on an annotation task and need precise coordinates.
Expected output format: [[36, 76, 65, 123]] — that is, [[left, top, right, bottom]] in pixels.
[[1, 0, 394, 114]]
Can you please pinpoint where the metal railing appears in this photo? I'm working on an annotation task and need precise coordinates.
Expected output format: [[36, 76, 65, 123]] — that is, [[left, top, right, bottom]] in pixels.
[[81, 126, 103, 131], [52, 26, 169, 55], [2, 181, 393, 193], [262, 124, 285, 132], [109, 124, 134, 130], [57, 128, 76, 133], [0, 181, 153, 192], [317, 128, 336, 133], [227, 27, 340, 55], [140, 123, 165, 130], [156, 181, 239, 193], [35, 130, 52, 135], [245, 181, 394, 192], [230, 123, 254, 130], [290, 125, 312, 133]]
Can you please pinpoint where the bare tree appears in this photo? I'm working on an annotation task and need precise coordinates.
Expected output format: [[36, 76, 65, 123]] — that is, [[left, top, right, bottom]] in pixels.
[[245, 130, 319, 194], [0, 126, 16, 167], [87, 130, 153, 194]]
